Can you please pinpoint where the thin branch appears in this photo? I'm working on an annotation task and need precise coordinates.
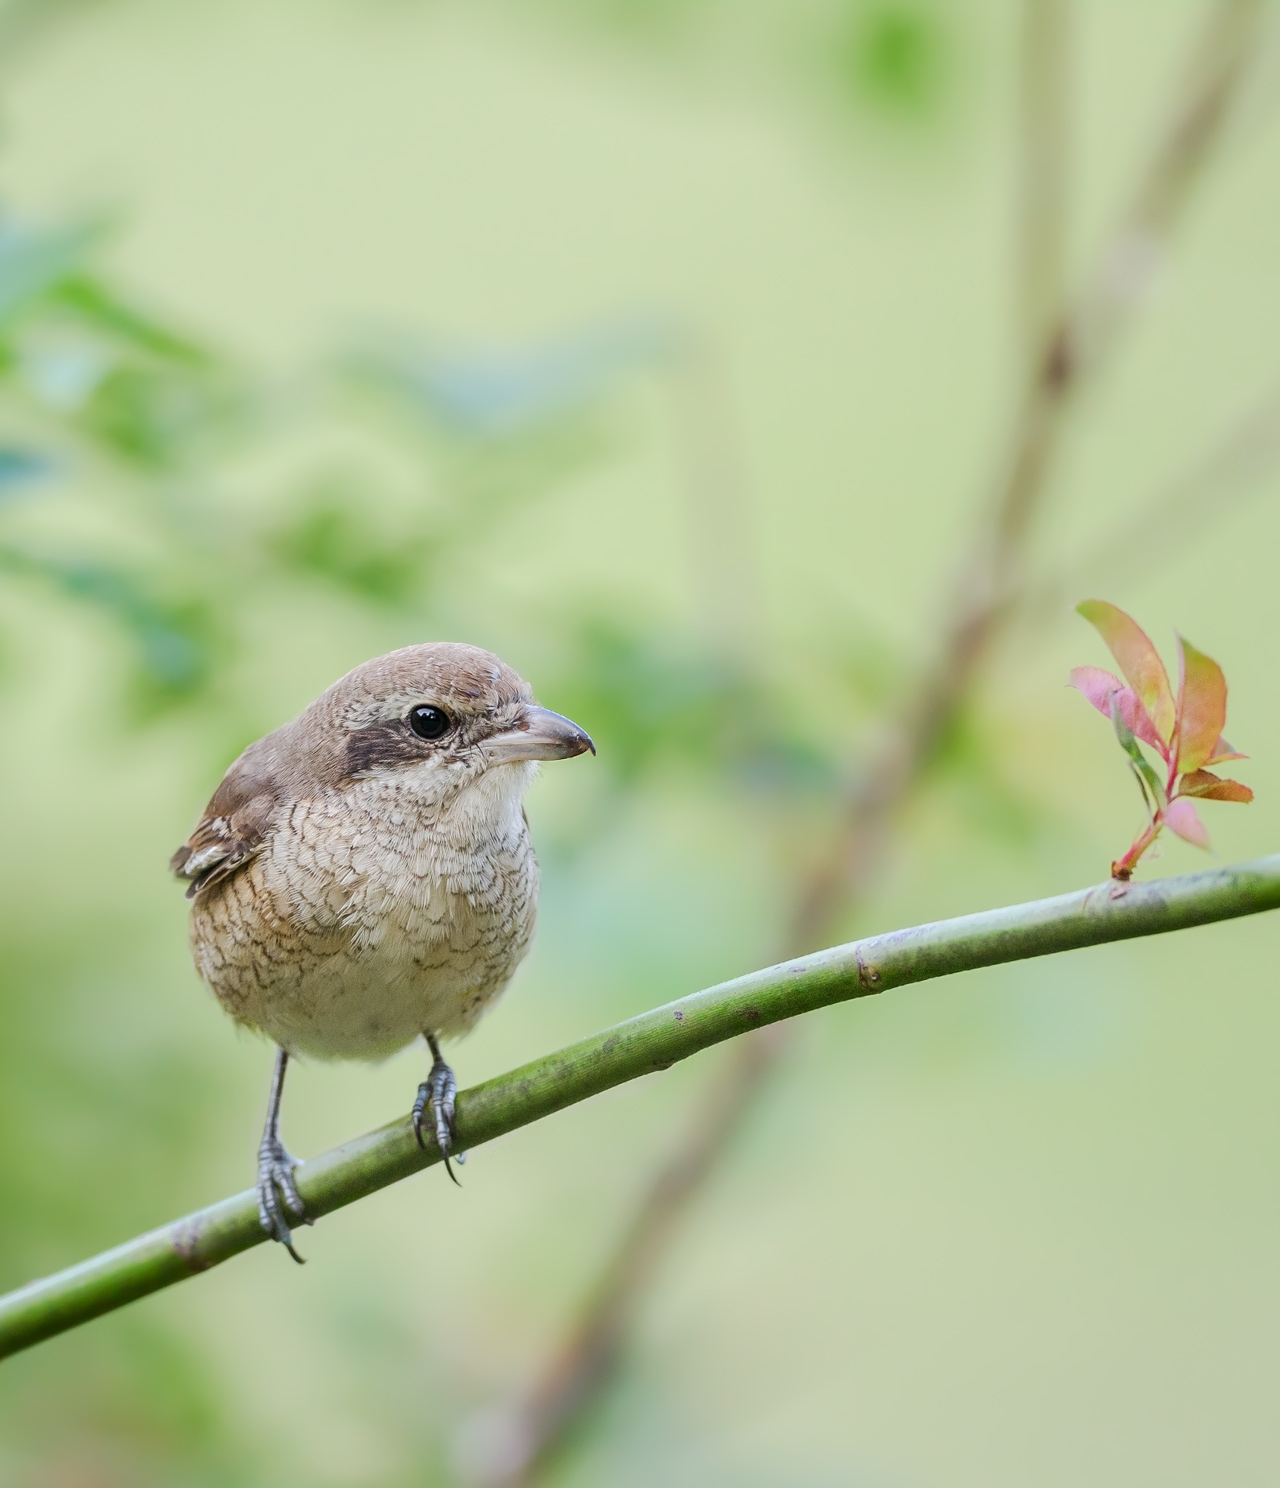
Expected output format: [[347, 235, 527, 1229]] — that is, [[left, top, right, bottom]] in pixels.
[[4, 855, 1280, 1365], [475, 5, 1265, 1480], [1024, 374, 1280, 620]]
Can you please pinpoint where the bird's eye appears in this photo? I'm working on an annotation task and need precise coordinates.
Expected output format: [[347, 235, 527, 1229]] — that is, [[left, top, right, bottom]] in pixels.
[[408, 705, 452, 741]]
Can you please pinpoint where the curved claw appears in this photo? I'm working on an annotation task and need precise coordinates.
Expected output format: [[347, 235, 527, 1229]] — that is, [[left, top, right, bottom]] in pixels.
[[413, 1042, 465, 1184], [257, 1137, 309, 1264]]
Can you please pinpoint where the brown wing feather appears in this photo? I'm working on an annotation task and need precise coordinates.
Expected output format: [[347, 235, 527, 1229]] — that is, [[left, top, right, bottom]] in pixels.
[[171, 737, 287, 899]]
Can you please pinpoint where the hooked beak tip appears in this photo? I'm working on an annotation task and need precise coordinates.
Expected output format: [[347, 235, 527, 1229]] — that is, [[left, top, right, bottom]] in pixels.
[[483, 706, 596, 765]]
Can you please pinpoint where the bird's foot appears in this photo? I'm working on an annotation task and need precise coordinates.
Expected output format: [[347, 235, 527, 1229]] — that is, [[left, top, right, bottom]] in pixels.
[[257, 1134, 309, 1263], [413, 1048, 467, 1183]]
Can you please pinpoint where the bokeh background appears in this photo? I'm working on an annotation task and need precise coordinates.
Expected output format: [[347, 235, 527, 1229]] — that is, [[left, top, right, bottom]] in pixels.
[[2, 2, 1279, 1484]]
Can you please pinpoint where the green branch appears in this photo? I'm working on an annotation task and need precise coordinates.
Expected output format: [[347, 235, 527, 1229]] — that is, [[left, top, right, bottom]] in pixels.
[[4, 854, 1280, 1361]]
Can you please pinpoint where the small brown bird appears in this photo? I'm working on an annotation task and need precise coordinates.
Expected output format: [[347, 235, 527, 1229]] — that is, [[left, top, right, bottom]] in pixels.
[[171, 642, 593, 1259]]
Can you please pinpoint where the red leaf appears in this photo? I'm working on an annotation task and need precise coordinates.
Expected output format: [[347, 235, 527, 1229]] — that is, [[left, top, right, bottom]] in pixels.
[[1068, 667, 1164, 752], [1174, 636, 1228, 773], [1164, 798, 1211, 849], [1177, 770, 1253, 804], [1076, 601, 1176, 744]]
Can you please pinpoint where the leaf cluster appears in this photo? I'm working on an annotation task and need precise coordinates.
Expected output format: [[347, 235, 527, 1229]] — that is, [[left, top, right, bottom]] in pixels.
[[1070, 599, 1252, 879]]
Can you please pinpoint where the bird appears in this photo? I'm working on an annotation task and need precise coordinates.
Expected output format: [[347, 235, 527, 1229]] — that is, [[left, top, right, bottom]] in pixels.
[[170, 642, 594, 1261]]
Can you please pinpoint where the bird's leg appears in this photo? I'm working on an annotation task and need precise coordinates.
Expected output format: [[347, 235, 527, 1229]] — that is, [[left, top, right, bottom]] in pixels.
[[413, 1032, 466, 1183], [257, 1047, 309, 1263]]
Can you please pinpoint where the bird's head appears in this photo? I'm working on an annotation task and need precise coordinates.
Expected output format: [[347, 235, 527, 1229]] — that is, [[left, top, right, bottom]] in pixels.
[[171, 643, 592, 898], [301, 642, 594, 811]]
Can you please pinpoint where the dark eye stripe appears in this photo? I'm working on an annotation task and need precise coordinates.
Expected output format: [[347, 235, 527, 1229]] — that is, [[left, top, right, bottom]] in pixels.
[[345, 721, 424, 776]]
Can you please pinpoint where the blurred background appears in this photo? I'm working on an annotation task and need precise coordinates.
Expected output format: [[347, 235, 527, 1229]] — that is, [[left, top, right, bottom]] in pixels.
[[1, 1, 1279, 1484]]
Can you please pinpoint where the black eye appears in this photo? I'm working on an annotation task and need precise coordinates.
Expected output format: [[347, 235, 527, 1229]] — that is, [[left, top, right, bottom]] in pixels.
[[408, 705, 452, 741]]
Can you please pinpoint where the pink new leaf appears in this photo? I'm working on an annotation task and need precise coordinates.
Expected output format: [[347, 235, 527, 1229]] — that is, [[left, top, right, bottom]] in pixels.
[[1077, 600, 1176, 744], [1174, 636, 1228, 773], [1164, 797, 1211, 850], [1068, 667, 1165, 753]]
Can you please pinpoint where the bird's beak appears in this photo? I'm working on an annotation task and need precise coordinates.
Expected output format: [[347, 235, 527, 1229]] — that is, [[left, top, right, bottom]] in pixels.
[[482, 705, 595, 765]]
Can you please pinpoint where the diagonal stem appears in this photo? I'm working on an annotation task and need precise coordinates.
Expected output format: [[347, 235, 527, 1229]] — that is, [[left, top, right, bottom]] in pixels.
[[4, 855, 1280, 1365]]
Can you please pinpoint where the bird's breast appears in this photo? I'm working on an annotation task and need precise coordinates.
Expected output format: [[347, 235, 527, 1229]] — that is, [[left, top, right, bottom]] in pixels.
[[278, 779, 537, 952], [190, 773, 541, 1059]]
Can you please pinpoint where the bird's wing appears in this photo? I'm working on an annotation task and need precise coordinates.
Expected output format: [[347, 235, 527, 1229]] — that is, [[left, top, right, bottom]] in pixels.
[[170, 739, 286, 900]]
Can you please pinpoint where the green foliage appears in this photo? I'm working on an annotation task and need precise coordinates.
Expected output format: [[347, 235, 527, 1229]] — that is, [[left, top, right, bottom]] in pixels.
[[0, 224, 237, 465], [839, 1, 950, 118], [0, 215, 245, 708], [0, 545, 222, 703], [266, 488, 430, 608], [547, 620, 789, 786]]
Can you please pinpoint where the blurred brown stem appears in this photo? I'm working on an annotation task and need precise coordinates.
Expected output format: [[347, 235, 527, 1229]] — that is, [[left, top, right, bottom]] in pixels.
[[1024, 373, 1280, 619], [481, 1022, 786, 1477], [467, 6, 1262, 1483], [795, 0, 1261, 969], [1019, 0, 1070, 370], [0, 0, 100, 80]]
